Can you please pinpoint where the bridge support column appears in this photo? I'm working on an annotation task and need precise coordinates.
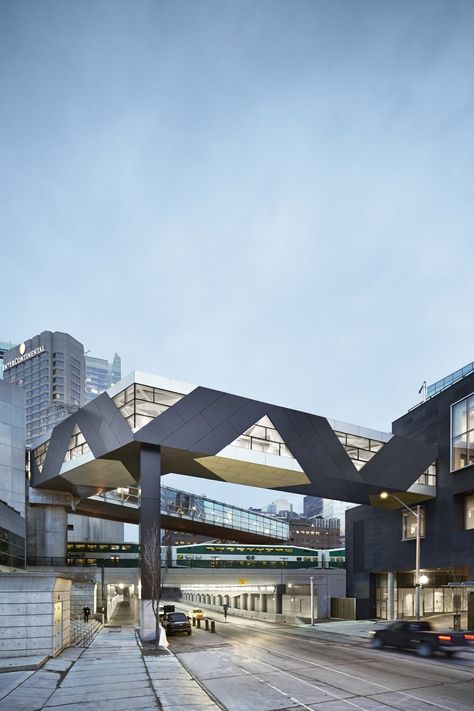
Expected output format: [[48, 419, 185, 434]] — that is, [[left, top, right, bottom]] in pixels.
[[259, 593, 267, 613], [387, 572, 395, 621], [275, 584, 285, 615], [27, 489, 77, 564], [139, 445, 161, 639]]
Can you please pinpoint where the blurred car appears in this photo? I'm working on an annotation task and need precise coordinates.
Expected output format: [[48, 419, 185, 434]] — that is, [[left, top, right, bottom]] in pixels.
[[369, 620, 474, 658], [191, 608, 205, 620], [163, 611, 192, 636]]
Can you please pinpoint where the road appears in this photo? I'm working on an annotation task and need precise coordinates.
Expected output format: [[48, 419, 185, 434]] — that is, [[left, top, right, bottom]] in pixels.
[[166, 606, 474, 711]]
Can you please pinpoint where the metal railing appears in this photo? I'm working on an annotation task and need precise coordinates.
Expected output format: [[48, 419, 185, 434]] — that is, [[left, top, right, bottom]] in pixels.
[[70, 617, 103, 647]]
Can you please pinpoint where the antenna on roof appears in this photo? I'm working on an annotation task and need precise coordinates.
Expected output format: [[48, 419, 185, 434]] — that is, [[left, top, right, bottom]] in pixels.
[[418, 381, 427, 400]]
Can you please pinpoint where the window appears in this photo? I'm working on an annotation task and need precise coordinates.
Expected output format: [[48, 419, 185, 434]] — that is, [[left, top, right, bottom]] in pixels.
[[466, 495, 474, 530], [402, 507, 425, 540], [451, 395, 474, 470]]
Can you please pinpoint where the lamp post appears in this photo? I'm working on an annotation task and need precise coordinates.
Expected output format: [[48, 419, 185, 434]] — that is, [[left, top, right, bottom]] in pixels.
[[380, 493, 424, 621], [310, 575, 315, 626]]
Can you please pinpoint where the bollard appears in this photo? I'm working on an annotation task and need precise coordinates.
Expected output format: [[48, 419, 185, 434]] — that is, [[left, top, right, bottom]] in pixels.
[[197, 618, 201, 629], [192, 617, 196, 626], [205, 619, 209, 631], [210, 620, 216, 633]]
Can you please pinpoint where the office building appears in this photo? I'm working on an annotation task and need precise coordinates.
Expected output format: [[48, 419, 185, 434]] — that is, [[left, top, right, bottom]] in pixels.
[[85, 352, 121, 404], [266, 498, 294, 515], [318, 500, 357, 541], [304, 495, 356, 541], [288, 517, 341, 549], [303, 496, 323, 518], [346, 359, 474, 620], [0, 381, 26, 567], [3, 331, 85, 443]]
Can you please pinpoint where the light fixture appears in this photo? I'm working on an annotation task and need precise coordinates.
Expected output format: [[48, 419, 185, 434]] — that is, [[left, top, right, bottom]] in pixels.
[[380, 492, 389, 499], [419, 575, 429, 586]]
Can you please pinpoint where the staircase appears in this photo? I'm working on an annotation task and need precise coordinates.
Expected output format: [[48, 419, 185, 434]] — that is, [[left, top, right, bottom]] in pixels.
[[70, 617, 103, 647]]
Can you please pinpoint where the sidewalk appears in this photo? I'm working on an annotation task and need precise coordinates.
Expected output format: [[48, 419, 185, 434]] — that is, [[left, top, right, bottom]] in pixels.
[[0, 603, 220, 711]]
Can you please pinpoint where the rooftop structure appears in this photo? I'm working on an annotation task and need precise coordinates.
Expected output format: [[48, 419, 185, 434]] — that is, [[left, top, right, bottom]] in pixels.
[[427, 359, 474, 399]]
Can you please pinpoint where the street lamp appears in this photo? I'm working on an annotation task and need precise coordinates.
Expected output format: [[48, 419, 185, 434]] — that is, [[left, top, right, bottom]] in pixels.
[[380, 492, 424, 621]]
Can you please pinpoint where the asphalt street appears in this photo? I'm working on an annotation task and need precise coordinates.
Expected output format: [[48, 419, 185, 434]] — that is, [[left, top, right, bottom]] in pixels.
[[168, 607, 474, 711]]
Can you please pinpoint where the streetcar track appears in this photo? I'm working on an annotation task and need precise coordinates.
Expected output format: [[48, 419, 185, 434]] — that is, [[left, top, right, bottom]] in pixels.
[[227, 639, 472, 711], [216, 619, 474, 675]]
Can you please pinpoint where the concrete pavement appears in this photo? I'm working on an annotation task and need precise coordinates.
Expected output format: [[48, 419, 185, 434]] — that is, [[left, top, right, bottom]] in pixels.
[[2, 604, 462, 710], [0, 602, 220, 711]]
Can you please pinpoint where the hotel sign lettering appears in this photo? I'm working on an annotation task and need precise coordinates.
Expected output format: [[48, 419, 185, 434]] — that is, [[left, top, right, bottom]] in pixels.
[[3, 345, 46, 371]]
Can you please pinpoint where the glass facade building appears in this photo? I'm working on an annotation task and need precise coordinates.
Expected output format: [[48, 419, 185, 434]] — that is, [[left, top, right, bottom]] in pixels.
[[85, 352, 121, 404]]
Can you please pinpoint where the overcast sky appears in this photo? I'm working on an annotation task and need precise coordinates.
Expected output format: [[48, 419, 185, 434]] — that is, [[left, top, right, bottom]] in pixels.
[[2, 1, 474, 517]]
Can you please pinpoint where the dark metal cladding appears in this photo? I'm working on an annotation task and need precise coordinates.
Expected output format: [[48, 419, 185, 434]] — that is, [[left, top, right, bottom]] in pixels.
[[30, 381, 438, 506]]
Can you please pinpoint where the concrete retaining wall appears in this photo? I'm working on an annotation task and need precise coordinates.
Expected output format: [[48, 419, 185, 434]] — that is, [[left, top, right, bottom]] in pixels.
[[0, 573, 72, 658], [70, 580, 97, 619]]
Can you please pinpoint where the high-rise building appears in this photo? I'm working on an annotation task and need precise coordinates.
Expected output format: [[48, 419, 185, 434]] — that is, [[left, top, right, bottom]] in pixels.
[[304, 495, 356, 540], [303, 496, 323, 518], [0, 341, 15, 380], [318, 500, 357, 540], [266, 498, 294, 515], [3, 332, 85, 443], [85, 352, 121, 403]]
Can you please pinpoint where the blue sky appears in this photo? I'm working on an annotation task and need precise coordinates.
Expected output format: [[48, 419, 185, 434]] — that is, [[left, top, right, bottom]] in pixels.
[[2, 1, 474, 514]]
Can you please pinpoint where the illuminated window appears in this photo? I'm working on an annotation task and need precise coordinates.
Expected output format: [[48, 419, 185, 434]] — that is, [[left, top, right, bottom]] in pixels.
[[466, 495, 474, 530], [402, 508, 425, 540], [451, 395, 474, 471]]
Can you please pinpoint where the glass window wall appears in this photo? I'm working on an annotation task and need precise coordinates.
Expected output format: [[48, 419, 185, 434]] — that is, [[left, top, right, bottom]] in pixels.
[[401, 507, 425, 540], [113, 383, 184, 431], [452, 394, 474, 470]]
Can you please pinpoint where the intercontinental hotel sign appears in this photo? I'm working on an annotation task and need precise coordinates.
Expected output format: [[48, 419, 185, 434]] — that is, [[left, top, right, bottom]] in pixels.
[[3, 343, 46, 371]]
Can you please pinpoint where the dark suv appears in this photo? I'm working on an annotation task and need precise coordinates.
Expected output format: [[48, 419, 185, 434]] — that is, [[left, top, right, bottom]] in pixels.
[[163, 612, 192, 636]]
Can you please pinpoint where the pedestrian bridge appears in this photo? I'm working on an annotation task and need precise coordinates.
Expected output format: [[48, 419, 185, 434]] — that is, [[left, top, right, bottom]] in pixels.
[[76, 484, 288, 543]]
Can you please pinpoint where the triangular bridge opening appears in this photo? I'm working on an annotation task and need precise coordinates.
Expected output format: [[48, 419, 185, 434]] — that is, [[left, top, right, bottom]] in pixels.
[[231, 415, 293, 459], [64, 423, 90, 463]]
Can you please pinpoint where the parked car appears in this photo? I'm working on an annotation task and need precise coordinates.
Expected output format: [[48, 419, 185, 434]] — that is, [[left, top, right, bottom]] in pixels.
[[191, 608, 205, 620], [163, 611, 192, 636], [369, 620, 474, 658]]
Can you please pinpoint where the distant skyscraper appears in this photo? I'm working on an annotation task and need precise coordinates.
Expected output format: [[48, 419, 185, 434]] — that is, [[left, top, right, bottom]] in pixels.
[[3, 331, 85, 443], [303, 496, 323, 518], [85, 352, 121, 403], [318, 499, 357, 540], [266, 497, 294, 515], [304, 496, 356, 539]]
